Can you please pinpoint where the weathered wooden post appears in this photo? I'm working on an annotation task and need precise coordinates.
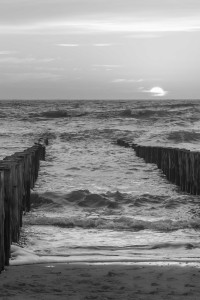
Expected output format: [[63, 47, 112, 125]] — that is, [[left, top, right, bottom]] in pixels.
[[0, 164, 12, 266], [196, 152, 200, 195], [157, 147, 162, 169], [193, 152, 200, 195], [117, 139, 200, 195], [173, 149, 179, 186], [0, 141, 47, 270], [185, 150, 191, 194], [3, 158, 22, 241], [0, 171, 4, 272], [190, 152, 195, 194], [12, 163, 20, 243]]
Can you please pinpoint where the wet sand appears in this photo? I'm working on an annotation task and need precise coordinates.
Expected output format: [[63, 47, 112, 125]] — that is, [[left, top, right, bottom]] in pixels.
[[1, 262, 200, 299]]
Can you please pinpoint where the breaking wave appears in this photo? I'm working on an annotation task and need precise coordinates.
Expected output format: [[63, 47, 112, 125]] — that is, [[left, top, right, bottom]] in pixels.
[[28, 190, 200, 232], [25, 213, 200, 232]]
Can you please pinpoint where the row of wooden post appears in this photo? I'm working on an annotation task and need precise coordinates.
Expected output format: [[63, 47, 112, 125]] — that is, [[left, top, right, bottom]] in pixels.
[[0, 143, 46, 272], [117, 139, 200, 195]]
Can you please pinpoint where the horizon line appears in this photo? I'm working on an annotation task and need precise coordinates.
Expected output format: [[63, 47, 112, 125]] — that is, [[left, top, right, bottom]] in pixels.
[[0, 98, 199, 101]]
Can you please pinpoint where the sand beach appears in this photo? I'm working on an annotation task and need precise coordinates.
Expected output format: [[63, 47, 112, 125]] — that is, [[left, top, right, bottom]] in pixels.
[[1, 261, 200, 299]]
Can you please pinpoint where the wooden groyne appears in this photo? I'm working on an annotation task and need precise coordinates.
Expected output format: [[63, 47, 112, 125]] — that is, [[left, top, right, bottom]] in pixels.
[[117, 139, 200, 195], [0, 142, 46, 272]]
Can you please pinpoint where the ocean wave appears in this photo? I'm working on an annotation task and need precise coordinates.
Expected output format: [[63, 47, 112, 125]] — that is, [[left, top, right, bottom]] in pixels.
[[71, 242, 200, 250], [30, 190, 193, 212], [21, 131, 57, 145], [0, 112, 6, 118], [89, 108, 172, 120], [31, 190, 120, 209], [163, 102, 197, 109], [38, 110, 69, 118], [33, 131, 57, 143], [150, 242, 199, 250], [120, 109, 133, 117], [29, 109, 87, 119], [59, 128, 124, 142], [167, 130, 200, 143], [118, 108, 180, 120], [30, 193, 55, 208], [25, 213, 200, 232]]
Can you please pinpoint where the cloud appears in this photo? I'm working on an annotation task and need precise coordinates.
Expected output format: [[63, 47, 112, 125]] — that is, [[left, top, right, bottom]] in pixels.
[[57, 43, 113, 47], [34, 66, 64, 71], [93, 64, 122, 68], [125, 33, 162, 39], [0, 57, 54, 64], [1, 18, 200, 35], [1, 72, 61, 82], [112, 78, 144, 83], [1, 0, 200, 35], [57, 43, 79, 47], [0, 50, 16, 55], [93, 43, 112, 47], [92, 64, 123, 72]]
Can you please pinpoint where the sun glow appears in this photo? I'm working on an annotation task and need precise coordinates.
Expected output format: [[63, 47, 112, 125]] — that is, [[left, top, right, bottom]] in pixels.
[[150, 87, 167, 96]]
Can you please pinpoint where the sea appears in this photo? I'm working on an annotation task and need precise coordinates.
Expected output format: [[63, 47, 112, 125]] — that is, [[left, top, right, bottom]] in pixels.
[[1, 99, 200, 265]]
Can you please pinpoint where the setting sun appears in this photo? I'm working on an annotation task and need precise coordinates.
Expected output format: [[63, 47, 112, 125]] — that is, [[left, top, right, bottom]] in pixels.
[[150, 87, 167, 96]]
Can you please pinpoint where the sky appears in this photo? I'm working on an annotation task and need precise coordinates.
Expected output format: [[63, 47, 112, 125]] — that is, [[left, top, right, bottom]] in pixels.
[[1, 0, 200, 100]]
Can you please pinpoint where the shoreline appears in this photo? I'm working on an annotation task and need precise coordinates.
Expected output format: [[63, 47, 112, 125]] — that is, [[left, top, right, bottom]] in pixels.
[[1, 245, 199, 299], [10, 244, 200, 267]]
